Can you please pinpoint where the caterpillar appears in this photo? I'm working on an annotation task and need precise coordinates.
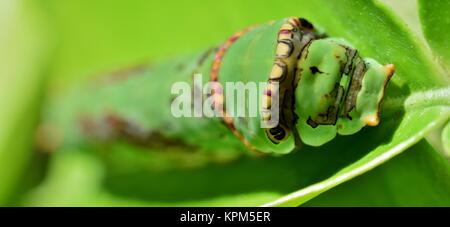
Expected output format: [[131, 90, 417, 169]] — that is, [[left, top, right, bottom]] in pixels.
[[38, 17, 394, 158]]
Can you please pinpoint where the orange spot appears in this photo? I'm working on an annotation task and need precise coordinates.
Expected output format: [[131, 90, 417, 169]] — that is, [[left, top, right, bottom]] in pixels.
[[383, 64, 395, 79], [364, 114, 380, 126]]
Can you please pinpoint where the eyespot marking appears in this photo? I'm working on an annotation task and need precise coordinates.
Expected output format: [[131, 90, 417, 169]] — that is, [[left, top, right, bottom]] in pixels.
[[309, 66, 324, 75]]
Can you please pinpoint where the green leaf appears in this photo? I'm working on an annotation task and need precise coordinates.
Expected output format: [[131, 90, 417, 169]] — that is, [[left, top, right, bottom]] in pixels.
[[296, 0, 449, 87], [443, 121, 450, 156], [303, 140, 450, 206], [263, 106, 450, 206], [418, 0, 450, 71]]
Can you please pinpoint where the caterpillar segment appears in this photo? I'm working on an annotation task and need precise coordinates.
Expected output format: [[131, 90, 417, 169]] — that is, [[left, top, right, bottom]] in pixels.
[[210, 25, 260, 153], [262, 17, 319, 146], [211, 17, 324, 154]]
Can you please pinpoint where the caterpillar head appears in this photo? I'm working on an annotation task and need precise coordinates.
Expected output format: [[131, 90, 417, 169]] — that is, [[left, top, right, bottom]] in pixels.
[[259, 18, 394, 152], [293, 38, 394, 146]]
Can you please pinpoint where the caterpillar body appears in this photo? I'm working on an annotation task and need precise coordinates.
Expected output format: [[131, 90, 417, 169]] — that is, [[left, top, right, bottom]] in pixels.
[[38, 17, 394, 158]]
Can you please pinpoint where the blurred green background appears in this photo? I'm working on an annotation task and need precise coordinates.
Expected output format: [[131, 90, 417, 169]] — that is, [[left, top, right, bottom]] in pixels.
[[1, 0, 449, 206], [28, 0, 424, 88]]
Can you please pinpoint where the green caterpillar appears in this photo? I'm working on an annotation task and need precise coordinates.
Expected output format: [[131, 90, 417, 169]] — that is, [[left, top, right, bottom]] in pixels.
[[38, 17, 394, 159]]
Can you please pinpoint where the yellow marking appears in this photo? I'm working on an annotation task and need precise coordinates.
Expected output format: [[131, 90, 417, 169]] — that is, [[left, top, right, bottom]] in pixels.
[[270, 63, 284, 80], [280, 23, 294, 31], [364, 114, 380, 126], [262, 93, 272, 109], [383, 64, 395, 79], [263, 17, 305, 144], [279, 33, 292, 40], [261, 111, 271, 121], [276, 42, 292, 58], [287, 18, 297, 24]]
